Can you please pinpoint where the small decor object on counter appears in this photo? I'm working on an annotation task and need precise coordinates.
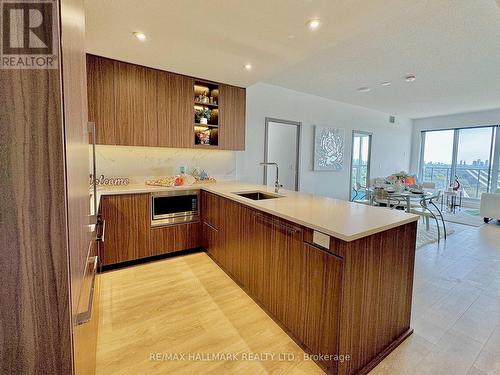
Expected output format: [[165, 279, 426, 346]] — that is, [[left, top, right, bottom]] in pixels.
[[313, 126, 345, 171], [174, 176, 184, 186], [183, 174, 196, 185], [200, 169, 209, 180], [191, 168, 200, 178], [90, 174, 130, 187], [145, 176, 177, 187], [191, 169, 216, 184], [195, 108, 211, 125]]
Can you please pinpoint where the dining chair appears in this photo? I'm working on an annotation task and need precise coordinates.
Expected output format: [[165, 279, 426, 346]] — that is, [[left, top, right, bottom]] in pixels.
[[410, 191, 447, 243], [352, 183, 372, 205], [372, 190, 404, 209]]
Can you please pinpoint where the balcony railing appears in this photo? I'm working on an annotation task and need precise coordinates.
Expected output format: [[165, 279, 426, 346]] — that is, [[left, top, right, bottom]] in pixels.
[[423, 165, 499, 199]]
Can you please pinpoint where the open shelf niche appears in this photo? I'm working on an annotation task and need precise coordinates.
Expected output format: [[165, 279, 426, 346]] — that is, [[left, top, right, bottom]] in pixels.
[[194, 81, 219, 146]]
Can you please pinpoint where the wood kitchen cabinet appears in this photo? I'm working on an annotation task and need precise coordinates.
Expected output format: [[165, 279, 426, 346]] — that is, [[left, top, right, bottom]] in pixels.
[[201, 192, 343, 373], [300, 243, 343, 373], [219, 84, 246, 150], [86, 55, 246, 150], [157, 71, 193, 148], [200, 192, 416, 375], [201, 190, 222, 229], [150, 222, 200, 256], [202, 222, 222, 263], [114, 61, 158, 146], [86, 54, 116, 144], [99, 194, 151, 265]]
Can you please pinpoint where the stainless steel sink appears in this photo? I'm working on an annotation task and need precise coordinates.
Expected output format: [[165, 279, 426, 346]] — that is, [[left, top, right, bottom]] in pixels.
[[234, 191, 283, 200]]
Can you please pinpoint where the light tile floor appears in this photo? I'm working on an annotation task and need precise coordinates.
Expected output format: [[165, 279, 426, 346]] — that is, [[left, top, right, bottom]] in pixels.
[[372, 221, 500, 375]]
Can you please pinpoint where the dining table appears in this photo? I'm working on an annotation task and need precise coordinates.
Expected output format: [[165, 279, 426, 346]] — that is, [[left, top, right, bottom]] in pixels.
[[366, 188, 434, 213]]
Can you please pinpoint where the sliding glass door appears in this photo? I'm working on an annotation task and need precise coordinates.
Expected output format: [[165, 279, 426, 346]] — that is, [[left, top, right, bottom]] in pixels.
[[350, 131, 372, 201], [420, 125, 499, 199], [455, 127, 495, 199], [420, 129, 455, 190]]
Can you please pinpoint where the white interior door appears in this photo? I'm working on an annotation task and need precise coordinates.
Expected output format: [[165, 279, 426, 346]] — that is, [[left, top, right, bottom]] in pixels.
[[264, 119, 300, 191]]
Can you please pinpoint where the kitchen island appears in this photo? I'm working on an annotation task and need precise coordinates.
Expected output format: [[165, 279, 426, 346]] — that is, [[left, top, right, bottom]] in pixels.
[[95, 182, 419, 375]]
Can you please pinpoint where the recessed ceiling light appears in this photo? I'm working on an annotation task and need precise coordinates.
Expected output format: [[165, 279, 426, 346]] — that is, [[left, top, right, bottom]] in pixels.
[[133, 32, 147, 41], [405, 75, 416, 82], [244, 63, 252, 71], [357, 87, 371, 93], [307, 19, 321, 31], [381, 81, 392, 86]]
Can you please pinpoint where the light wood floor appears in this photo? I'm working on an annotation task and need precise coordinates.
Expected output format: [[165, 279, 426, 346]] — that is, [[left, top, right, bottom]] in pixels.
[[96, 221, 500, 375]]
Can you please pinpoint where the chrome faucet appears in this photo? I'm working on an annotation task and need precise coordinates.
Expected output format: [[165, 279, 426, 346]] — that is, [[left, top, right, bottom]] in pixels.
[[260, 162, 283, 193]]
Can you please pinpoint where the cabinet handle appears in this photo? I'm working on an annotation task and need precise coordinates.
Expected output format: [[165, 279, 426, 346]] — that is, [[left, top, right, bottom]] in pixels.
[[96, 218, 105, 243], [255, 213, 301, 234], [75, 256, 98, 325], [204, 221, 219, 232]]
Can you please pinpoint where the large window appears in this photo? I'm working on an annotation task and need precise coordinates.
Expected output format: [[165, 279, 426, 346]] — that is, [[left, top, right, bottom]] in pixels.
[[419, 125, 500, 199]]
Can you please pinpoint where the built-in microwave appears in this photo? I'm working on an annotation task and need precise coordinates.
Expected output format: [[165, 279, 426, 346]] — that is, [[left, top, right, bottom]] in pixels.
[[151, 190, 199, 227]]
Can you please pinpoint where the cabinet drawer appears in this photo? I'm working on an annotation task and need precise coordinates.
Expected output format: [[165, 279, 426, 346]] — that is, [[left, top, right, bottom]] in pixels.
[[150, 222, 201, 256]]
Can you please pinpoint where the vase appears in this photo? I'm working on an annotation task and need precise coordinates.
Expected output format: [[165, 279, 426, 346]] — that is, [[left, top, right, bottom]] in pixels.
[[200, 117, 208, 125]]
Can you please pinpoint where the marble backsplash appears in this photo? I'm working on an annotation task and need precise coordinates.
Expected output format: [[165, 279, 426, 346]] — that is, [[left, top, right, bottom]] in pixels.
[[93, 145, 237, 183]]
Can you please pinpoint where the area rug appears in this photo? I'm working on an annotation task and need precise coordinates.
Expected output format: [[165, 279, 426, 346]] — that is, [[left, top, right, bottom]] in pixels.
[[416, 221, 455, 249], [441, 209, 485, 227]]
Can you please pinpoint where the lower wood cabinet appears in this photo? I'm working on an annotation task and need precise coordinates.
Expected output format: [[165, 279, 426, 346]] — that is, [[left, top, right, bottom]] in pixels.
[[99, 193, 202, 266], [200, 192, 417, 375], [202, 222, 222, 261], [201, 192, 343, 374], [99, 194, 151, 265], [150, 222, 200, 256], [300, 243, 343, 372]]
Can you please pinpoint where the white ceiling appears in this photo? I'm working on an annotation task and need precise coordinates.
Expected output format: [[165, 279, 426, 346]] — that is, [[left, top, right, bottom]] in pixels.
[[85, 0, 500, 119]]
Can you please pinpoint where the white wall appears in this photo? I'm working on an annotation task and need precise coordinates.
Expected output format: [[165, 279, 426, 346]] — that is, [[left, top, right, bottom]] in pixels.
[[410, 108, 500, 173], [237, 83, 413, 200], [94, 145, 236, 183]]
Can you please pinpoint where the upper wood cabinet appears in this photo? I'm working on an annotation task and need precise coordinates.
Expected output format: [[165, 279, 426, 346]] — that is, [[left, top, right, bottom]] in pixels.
[[219, 84, 246, 150], [157, 71, 193, 148], [86, 54, 246, 150], [114, 61, 158, 147], [87, 54, 116, 144]]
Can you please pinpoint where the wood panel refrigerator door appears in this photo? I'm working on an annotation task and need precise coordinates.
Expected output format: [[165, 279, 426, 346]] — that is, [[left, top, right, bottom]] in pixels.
[[86, 54, 116, 144], [114, 61, 158, 146], [157, 71, 193, 148], [100, 194, 151, 265], [219, 84, 246, 150]]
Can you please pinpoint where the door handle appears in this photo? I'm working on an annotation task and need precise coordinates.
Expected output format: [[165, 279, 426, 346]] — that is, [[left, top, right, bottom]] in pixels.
[[88, 122, 97, 222], [75, 256, 98, 325]]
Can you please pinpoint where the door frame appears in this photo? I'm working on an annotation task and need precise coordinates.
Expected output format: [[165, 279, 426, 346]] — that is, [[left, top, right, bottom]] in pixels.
[[263, 117, 302, 191], [349, 130, 373, 200]]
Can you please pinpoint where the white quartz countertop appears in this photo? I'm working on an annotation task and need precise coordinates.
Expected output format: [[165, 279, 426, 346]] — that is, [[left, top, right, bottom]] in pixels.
[[93, 181, 419, 242]]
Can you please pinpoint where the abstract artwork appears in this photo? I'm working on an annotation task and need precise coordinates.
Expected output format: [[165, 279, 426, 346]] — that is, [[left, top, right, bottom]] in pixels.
[[313, 126, 345, 171]]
